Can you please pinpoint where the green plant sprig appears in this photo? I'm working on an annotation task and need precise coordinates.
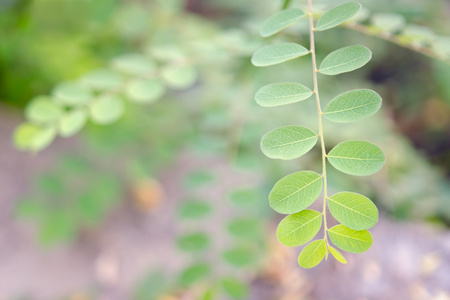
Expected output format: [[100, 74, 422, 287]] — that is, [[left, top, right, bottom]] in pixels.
[[252, 1, 385, 268]]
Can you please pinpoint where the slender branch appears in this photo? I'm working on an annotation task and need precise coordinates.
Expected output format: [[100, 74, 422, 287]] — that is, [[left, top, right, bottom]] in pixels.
[[307, 0, 329, 248]]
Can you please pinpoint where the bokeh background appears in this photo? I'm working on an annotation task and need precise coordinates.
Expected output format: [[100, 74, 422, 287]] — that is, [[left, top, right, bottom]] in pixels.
[[0, 0, 450, 299]]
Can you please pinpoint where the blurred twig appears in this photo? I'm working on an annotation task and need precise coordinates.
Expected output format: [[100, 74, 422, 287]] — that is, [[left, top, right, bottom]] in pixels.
[[282, 0, 292, 9]]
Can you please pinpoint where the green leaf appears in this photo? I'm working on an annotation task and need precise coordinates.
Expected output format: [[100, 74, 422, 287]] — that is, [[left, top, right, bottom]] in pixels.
[[229, 188, 261, 207], [327, 140, 385, 176], [401, 25, 435, 44], [251, 43, 309, 67], [14, 123, 56, 151], [276, 209, 322, 247], [329, 245, 348, 264], [161, 65, 198, 90], [318, 45, 371, 75], [371, 13, 405, 33], [179, 263, 210, 286], [222, 247, 256, 267], [221, 278, 249, 299], [185, 170, 214, 188], [25, 96, 62, 124], [328, 224, 373, 253], [53, 82, 93, 106], [125, 79, 166, 103], [261, 126, 318, 160], [178, 200, 212, 219], [112, 54, 156, 76], [323, 89, 382, 123], [260, 8, 306, 37], [89, 94, 125, 125], [328, 192, 378, 230], [298, 239, 326, 268], [227, 218, 261, 239], [316, 1, 362, 31], [81, 69, 123, 90], [269, 171, 322, 214], [177, 232, 209, 252], [59, 109, 87, 137], [255, 82, 313, 107]]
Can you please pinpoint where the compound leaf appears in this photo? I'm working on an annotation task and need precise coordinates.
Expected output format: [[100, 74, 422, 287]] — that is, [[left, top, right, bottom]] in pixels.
[[260, 8, 306, 37], [59, 109, 87, 137], [319, 45, 371, 75], [327, 140, 385, 176], [316, 2, 362, 31], [329, 246, 347, 264], [261, 126, 318, 160], [328, 192, 378, 230], [269, 171, 322, 214], [276, 209, 322, 247], [328, 224, 373, 253], [323, 89, 382, 123], [255, 82, 313, 107], [298, 239, 327, 268], [89, 94, 125, 125], [251, 43, 309, 67]]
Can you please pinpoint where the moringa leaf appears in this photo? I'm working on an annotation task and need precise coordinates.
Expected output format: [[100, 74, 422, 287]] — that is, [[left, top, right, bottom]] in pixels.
[[276, 209, 322, 247], [328, 191, 378, 230], [81, 69, 123, 91], [14, 123, 57, 151], [328, 224, 373, 253], [261, 126, 318, 160], [323, 89, 382, 123], [255, 82, 313, 107], [269, 171, 322, 214], [316, 1, 362, 31], [59, 109, 87, 137], [251, 43, 309, 67], [25, 96, 62, 124], [89, 94, 125, 125], [298, 239, 327, 268], [327, 140, 385, 176], [260, 8, 306, 37], [53, 82, 93, 106], [319, 45, 371, 75], [125, 79, 166, 103], [329, 245, 347, 264], [177, 232, 209, 252]]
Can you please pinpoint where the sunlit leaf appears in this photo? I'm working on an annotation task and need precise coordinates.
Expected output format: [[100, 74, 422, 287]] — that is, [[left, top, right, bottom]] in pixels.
[[255, 82, 313, 107], [251, 43, 309, 67], [316, 1, 362, 31], [14, 123, 56, 151], [269, 171, 322, 214], [161, 65, 198, 89], [221, 278, 249, 299], [112, 54, 156, 76], [59, 109, 87, 137], [260, 8, 306, 37], [371, 13, 405, 33], [261, 126, 318, 160], [323, 89, 382, 123], [328, 224, 373, 253], [81, 69, 123, 90], [328, 191, 378, 230], [276, 209, 322, 247], [53, 82, 93, 106], [327, 140, 385, 176], [329, 245, 347, 264], [319, 45, 371, 75], [89, 94, 125, 125], [177, 232, 209, 252], [125, 79, 166, 103], [25, 96, 62, 124], [298, 239, 326, 268], [179, 263, 210, 286]]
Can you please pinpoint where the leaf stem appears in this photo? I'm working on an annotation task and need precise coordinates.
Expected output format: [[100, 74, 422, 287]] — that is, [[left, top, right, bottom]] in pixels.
[[307, 0, 329, 247]]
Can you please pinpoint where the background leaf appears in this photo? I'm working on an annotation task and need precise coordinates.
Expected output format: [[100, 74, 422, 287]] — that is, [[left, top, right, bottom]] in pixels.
[[323, 89, 382, 123], [221, 278, 249, 299], [255, 82, 313, 107], [25, 96, 62, 124], [251, 43, 309, 67], [260, 126, 318, 160], [316, 1, 362, 31], [319, 45, 371, 75], [53, 82, 93, 106], [276, 209, 322, 247], [329, 246, 347, 264], [298, 239, 326, 268], [269, 171, 322, 214], [260, 8, 305, 37], [125, 79, 166, 103], [89, 94, 125, 125], [179, 263, 210, 286], [59, 109, 87, 138], [327, 140, 385, 176], [328, 191, 378, 230], [177, 232, 210, 252], [328, 224, 373, 253]]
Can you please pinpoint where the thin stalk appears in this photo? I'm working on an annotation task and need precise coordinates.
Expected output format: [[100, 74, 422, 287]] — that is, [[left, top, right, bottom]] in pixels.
[[307, 0, 329, 247]]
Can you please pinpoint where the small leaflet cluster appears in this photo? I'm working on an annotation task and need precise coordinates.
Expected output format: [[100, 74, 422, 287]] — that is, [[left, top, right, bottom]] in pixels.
[[14, 52, 198, 152], [252, 1, 385, 268]]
